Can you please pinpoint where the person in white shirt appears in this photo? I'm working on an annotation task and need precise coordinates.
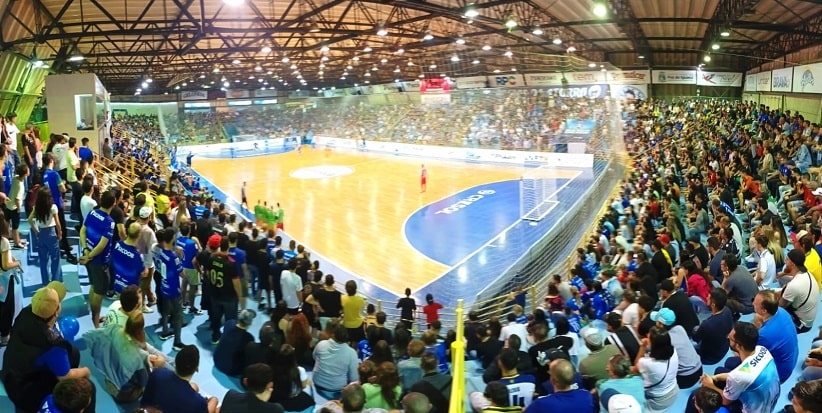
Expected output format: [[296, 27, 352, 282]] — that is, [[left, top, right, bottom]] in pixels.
[[3, 163, 28, 248], [499, 313, 529, 352], [5, 112, 19, 164], [753, 235, 776, 288], [779, 249, 820, 333], [280, 259, 303, 314], [103, 285, 142, 327], [80, 180, 97, 223], [52, 134, 69, 180]]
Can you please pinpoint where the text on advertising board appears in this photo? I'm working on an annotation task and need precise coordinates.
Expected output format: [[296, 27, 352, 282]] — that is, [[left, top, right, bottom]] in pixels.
[[546, 85, 605, 99]]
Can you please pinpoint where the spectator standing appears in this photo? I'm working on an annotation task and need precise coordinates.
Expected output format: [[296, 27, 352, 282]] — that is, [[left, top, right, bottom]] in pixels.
[[280, 259, 302, 315], [341, 280, 366, 343], [206, 236, 242, 345], [78, 191, 116, 328], [397, 288, 417, 330], [153, 228, 186, 349], [4, 163, 28, 248], [0, 210, 22, 346], [28, 186, 64, 284]]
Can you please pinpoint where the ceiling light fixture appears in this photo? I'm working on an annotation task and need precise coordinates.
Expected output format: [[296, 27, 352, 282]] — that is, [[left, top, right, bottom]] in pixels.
[[222, 0, 244, 6], [504, 13, 517, 29], [532, 28, 544, 35], [588, 62, 596, 68], [703, 55, 711, 62], [141, 81, 148, 88], [320, 45, 330, 53], [592, 1, 607, 17], [232, 59, 241, 65], [638, 55, 645, 59], [472, 59, 480, 64], [451, 54, 460, 62], [711, 43, 720, 50], [423, 31, 434, 41], [720, 30, 730, 37], [456, 36, 465, 45], [396, 47, 405, 54], [464, 5, 479, 18], [281, 57, 290, 63], [261, 46, 272, 53], [567, 45, 577, 52], [503, 50, 513, 57], [213, 67, 221, 73], [376, 22, 388, 36], [482, 44, 492, 51], [552, 37, 562, 45], [68, 54, 84, 62], [363, 46, 372, 52], [255, 65, 262, 72]]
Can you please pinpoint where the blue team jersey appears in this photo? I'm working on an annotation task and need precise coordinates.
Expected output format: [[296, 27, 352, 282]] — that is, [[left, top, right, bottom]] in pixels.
[[283, 249, 297, 262], [175, 236, 198, 269], [228, 247, 246, 275], [37, 395, 64, 413], [2, 159, 12, 194], [153, 246, 183, 299], [193, 205, 207, 219], [84, 209, 115, 265], [266, 240, 279, 259], [112, 241, 144, 292], [78, 146, 93, 162], [43, 169, 63, 209]]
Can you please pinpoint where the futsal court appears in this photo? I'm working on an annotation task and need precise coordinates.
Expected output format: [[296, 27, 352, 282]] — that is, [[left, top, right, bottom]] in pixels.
[[190, 144, 597, 307]]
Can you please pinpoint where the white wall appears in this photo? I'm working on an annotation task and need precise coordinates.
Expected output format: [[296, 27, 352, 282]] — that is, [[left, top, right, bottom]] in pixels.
[[45, 73, 106, 151]]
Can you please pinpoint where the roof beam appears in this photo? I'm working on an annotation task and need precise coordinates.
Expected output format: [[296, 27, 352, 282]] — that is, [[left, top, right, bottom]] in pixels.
[[606, 0, 653, 65], [699, 0, 760, 66], [748, 8, 822, 68]]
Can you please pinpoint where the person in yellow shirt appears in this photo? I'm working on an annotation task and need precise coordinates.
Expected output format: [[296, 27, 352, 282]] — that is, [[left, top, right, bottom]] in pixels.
[[798, 233, 822, 288], [341, 280, 366, 344], [155, 186, 171, 228]]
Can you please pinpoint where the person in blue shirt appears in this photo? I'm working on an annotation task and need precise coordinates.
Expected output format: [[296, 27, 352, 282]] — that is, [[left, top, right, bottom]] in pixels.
[[176, 222, 204, 314], [142, 345, 218, 413], [111, 222, 147, 294], [154, 227, 185, 349], [525, 359, 595, 413], [228, 232, 251, 311], [42, 153, 76, 263], [77, 138, 93, 163], [78, 191, 116, 328], [38, 377, 94, 413]]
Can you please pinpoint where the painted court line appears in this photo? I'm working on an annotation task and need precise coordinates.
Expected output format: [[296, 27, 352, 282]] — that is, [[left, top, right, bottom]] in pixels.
[[414, 169, 584, 293]]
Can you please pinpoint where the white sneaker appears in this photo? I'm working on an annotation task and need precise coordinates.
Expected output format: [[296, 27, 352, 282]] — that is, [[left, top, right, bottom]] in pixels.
[[142, 305, 155, 313]]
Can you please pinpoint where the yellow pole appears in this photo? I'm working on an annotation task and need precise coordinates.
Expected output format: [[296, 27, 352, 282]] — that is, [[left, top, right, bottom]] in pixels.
[[449, 299, 465, 413]]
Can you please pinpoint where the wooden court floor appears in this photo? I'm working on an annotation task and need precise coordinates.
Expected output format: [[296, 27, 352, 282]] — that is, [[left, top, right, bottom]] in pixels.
[[193, 148, 578, 295]]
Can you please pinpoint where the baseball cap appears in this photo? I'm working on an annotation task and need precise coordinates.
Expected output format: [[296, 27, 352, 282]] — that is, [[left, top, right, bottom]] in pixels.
[[138, 206, 152, 219], [238, 309, 257, 327], [31, 287, 60, 319], [651, 308, 676, 326], [581, 327, 606, 347], [608, 394, 642, 413], [791, 230, 810, 243], [207, 234, 222, 250], [46, 281, 67, 302]]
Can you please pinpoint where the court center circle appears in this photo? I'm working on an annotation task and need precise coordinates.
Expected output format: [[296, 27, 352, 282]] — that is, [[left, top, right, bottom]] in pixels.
[[290, 165, 355, 179]]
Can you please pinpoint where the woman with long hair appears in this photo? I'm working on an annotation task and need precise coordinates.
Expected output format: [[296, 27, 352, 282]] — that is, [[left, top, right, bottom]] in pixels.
[[634, 326, 679, 412], [269, 344, 315, 412], [362, 361, 401, 409], [286, 312, 315, 367], [28, 186, 62, 284], [0, 209, 22, 346], [367, 340, 394, 366]]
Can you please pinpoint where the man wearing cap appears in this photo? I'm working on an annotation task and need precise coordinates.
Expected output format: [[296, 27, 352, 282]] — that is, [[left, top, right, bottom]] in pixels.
[[205, 236, 242, 345], [1, 287, 95, 412], [136, 205, 158, 313], [779, 249, 819, 334], [651, 308, 703, 388], [79, 190, 116, 328], [660, 278, 700, 338], [214, 309, 257, 376], [579, 327, 621, 382]]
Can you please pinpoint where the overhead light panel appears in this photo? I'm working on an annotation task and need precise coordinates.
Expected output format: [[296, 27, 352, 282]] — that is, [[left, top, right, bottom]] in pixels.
[[588, 62, 596, 68], [232, 59, 241, 65], [464, 5, 479, 18], [552, 37, 562, 45], [320, 45, 330, 53], [532, 28, 543, 35], [638, 55, 645, 59], [363, 46, 372, 52], [592, 1, 607, 17], [451, 54, 460, 62], [472, 59, 480, 64], [703, 55, 711, 62], [261, 46, 272, 53], [482, 44, 492, 51], [711, 43, 720, 50], [567, 45, 577, 52], [141, 81, 148, 88], [423, 31, 434, 41], [68, 55, 84, 62], [145, 77, 153, 83], [456, 36, 466, 45], [255, 65, 262, 72], [720, 30, 730, 37]]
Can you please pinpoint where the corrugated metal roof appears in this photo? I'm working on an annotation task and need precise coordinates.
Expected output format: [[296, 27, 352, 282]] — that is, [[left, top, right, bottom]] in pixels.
[[629, 0, 721, 20], [640, 21, 708, 38]]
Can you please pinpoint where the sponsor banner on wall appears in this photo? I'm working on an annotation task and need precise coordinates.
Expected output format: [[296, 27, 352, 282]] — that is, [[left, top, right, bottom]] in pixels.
[[420, 78, 452, 93], [757, 71, 771, 92], [253, 89, 278, 98], [371, 84, 387, 94], [744, 74, 757, 92], [180, 90, 208, 101], [565, 71, 607, 85], [420, 93, 452, 105], [606, 70, 650, 84], [697, 71, 743, 87], [524, 73, 563, 86], [491, 74, 524, 87], [611, 84, 648, 100], [456, 76, 489, 89], [226, 89, 250, 99], [544, 84, 608, 99], [771, 68, 793, 92], [651, 70, 697, 84], [792, 63, 822, 94], [403, 81, 421, 92]]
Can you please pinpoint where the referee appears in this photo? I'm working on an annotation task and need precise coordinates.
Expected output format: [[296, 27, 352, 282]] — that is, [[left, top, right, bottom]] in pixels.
[[79, 191, 116, 328]]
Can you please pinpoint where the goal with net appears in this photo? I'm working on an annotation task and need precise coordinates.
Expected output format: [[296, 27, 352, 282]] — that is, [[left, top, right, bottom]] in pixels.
[[519, 166, 561, 221]]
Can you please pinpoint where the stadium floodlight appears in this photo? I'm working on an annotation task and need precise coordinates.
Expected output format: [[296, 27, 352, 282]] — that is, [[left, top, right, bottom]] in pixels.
[[504, 14, 517, 29], [592, 1, 607, 17], [711, 43, 720, 50], [423, 32, 434, 41], [720, 30, 730, 37], [532, 28, 543, 35], [482, 44, 492, 51], [68, 54, 84, 62], [464, 5, 479, 18], [261, 46, 272, 53], [552, 37, 562, 45], [376, 22, 388, 36]]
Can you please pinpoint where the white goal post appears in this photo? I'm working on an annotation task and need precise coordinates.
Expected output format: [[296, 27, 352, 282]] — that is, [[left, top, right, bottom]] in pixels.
[[519, 166, 561, 221]]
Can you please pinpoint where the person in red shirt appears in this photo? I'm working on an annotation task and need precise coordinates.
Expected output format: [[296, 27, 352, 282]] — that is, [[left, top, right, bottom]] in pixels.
[[422, 293, 443, 329], [737, 170, 760, 212]]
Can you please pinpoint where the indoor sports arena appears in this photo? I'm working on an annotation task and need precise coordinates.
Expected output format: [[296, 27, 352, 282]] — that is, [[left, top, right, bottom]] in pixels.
[[0, 0, 821, 412]]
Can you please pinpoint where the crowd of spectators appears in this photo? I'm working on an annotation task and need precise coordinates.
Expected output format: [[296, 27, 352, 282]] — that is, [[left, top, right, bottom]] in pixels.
[[174, 89, 604, 153]]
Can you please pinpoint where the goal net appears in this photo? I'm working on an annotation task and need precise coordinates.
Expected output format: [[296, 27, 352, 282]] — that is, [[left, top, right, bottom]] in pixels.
[[520, 166, 561, 221]]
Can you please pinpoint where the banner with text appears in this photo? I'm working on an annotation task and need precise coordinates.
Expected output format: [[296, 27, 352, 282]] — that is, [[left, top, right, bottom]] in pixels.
[[771, 68, 793, 92], [227, 89, 250, 99], [697, 71, 743, 87], [492, 74, 525, 87], [565, 71, 607, 85], [455, 76, 489, 89], [652, 70, 697, 85], [606, 70, 650, 85], [420, 78, 452, 93], [524, 73, 563, 86], [792, 63, 822, 94], [744, 74, 757, 92], [180, 90, 208, 101], [610, 84, 648, 100], [757, 71, 771, 92], [544, 84, 608, 99]]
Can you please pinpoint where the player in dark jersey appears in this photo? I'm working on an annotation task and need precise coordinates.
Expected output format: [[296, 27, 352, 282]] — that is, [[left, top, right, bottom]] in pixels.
[[204, 235, 241, 344]]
